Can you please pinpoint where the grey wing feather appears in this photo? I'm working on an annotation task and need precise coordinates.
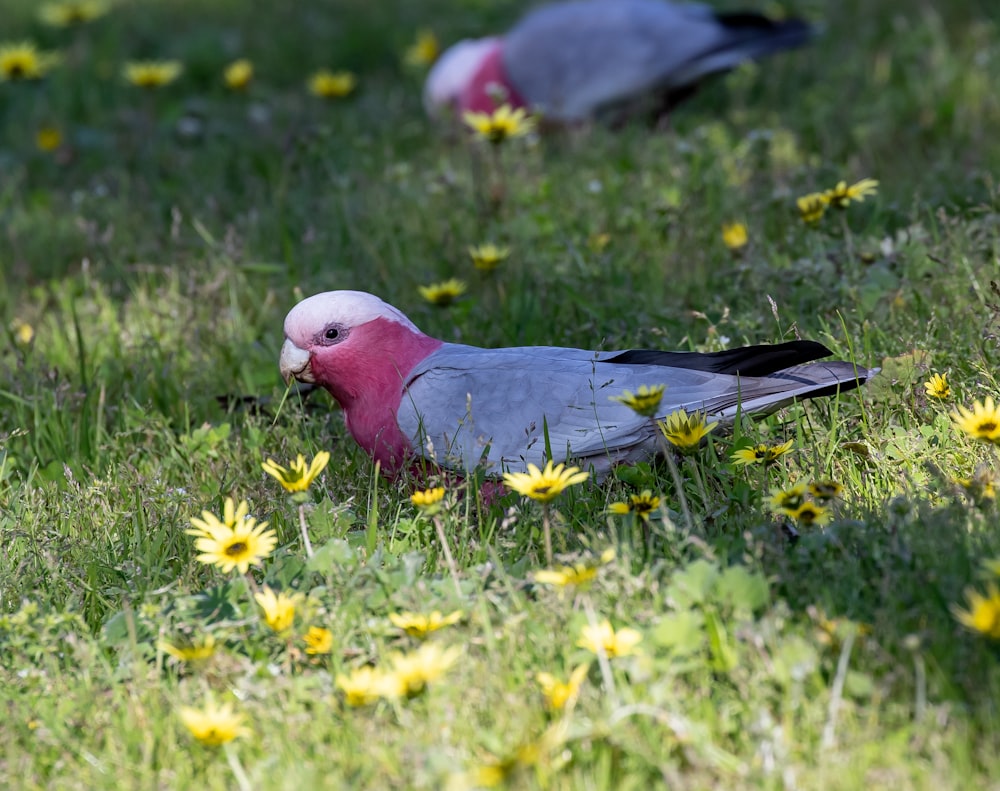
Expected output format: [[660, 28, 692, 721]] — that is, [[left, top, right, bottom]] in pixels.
[[395, 344, 870, 478], [503, 0, 810, 121]]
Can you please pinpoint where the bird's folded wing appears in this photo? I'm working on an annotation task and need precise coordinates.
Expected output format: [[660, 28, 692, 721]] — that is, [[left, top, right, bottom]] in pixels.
[[504, 0, 727, 119]]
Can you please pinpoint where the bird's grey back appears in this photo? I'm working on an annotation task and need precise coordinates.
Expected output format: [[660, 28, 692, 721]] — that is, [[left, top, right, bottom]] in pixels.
[[502, 0, 808, 121]]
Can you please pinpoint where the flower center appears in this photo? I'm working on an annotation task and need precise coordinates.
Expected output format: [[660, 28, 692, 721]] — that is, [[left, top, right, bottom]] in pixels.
[[978, 421, 997, 433], [225, 541, 248, 557]]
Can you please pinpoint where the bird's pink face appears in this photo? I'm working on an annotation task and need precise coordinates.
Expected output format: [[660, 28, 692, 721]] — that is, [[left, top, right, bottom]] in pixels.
[[279, 290, 438, 408], [423, 37, 500, 116]]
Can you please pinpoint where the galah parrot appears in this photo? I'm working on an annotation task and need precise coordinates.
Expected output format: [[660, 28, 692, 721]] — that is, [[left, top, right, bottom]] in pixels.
[[279, 291, 873, 479], [424, 0, 814, 124]]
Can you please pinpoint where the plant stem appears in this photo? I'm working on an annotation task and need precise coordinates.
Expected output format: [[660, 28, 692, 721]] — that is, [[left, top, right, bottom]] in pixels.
[[541, 503, 554, 566], [298, 503, 314, 558], [432, 515, 463, 598]]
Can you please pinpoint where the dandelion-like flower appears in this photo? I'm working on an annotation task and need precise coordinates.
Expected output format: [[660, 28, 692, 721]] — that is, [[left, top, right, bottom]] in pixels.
[[611, 384, 665, 418], [261, 451, 330, 493], [536, 664, 589, 710], [303, 626, 334, 655], [768, 483, 807, 512], [308, 69, 356, 98], [0, 42, 60, 81], [39, 0, 108, 26], [158, 633, 217, 663], [418, 278, 467, 307], [463, 104, 536, 145], [924, 372, 950, 399], [952, 397, 1000, 444], [533, 563, 599, 590], [389, 610, 462, 638], [380, 642, 462, 698], [658, 409, 718, 453], [223, 59, 253, 91], [721, 222, 748, 252], [35, 127, 62, 152], [954, 468, 997, 507], [503, 460, 590, 503], [952, 584, 1000, 639], [785, 501, 832, 527], [178, 699, 250, 746], [12, 321, 35, 345], [608, 490, 661, 522], [808, 479, 843, 502], [186, 499, 277, 574], [410, 486, 446, 515], [253, 586, 303, 633], [336, 666, 385, 706], [797, 192, 828, 224], [123, 60, 182, 89], [824, 178, 879, 209], [404, 29, 440, 67], [731, 440, 794, 467], [468, 243, 510, 273], [577, 619, 642, 658]]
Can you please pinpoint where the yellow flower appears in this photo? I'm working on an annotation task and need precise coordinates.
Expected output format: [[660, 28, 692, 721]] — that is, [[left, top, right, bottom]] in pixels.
[[35, 126, 62, 152], [389, 610, 463, 638], [303, 626, 334, 655], [536, 664, 589, 710], [577, 619, 642, 658], [824, 178, 879, 209], [468, 243, 510, 272], [404, 29, 440, 67], [0, 42, 60, 81], [658, 409, 718, 454], [463, 104, 536, 145], [185, 499, 277, 574], [954, 468, 997, 506], [503, 460, 590, 503], [952, 584, 1000, 639], [768, 483, 807, 511], [12, 320, 34, 345], [533, 563, 599, 590], [418, 278, 467, 306], [380, 642, 462, 698], [223, 58, 253, 91], [924, 372, 950, 400], [308, 69, 356, 98], [611, 384, 665, 418], [261, 451, 330, 493], [952, 397, 1000, 444], [178, 699, 250, 746], [808, 479, 843, 502], [158, 633, 217, 663], [336, 665, 384, 706], [123, 60, 183, 89], [588, 232, 611, 253], [731, 439, 794, 466], [607, 490, 661, 522], [785, 501, 832, 527], [253, 586, 303, 633], [797, 192, 829, 224], [721, 222, 748, 252], [187, 496, 249, 536], [410, 486, 446, 514], [39, 0, 108, 26]]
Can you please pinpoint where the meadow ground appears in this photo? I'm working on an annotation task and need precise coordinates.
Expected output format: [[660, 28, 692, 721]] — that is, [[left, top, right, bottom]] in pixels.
[[2, 0, 1000, 788]]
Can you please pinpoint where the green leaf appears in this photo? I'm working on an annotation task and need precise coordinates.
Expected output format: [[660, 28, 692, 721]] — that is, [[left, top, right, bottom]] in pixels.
[[306, 539, 358, 574], [715, 565, 769, 614], [651, 609, 706, 656], [667, 559, 720, 608]]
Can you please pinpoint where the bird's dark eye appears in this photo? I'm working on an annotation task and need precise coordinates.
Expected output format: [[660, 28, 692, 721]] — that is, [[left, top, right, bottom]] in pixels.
[[325, 328, 339, 340]]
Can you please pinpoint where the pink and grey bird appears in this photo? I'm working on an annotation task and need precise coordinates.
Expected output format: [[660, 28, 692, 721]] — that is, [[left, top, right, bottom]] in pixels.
[[279, 291, 872, 479], [425, 0, 813, 123]]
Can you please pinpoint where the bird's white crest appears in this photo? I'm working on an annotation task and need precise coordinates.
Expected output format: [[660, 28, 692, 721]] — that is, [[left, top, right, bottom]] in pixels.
[[423, 37, 499, 115], [284, 290, 421, 340]]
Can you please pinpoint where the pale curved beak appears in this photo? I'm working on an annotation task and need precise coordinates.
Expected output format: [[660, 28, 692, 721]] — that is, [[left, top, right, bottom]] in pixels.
[[279, 339, 314, 384]]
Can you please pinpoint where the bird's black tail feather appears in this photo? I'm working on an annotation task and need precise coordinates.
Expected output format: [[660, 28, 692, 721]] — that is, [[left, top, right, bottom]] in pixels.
[[603, 340, 833, 378]]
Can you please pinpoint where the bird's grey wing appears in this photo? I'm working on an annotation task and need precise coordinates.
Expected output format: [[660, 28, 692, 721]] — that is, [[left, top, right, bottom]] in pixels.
[[504, 0, 728, 120], [395, 344, 654, 476]]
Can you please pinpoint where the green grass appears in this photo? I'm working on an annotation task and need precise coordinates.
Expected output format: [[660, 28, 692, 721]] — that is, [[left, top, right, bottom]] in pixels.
[[3, 0, 1000, 787]]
